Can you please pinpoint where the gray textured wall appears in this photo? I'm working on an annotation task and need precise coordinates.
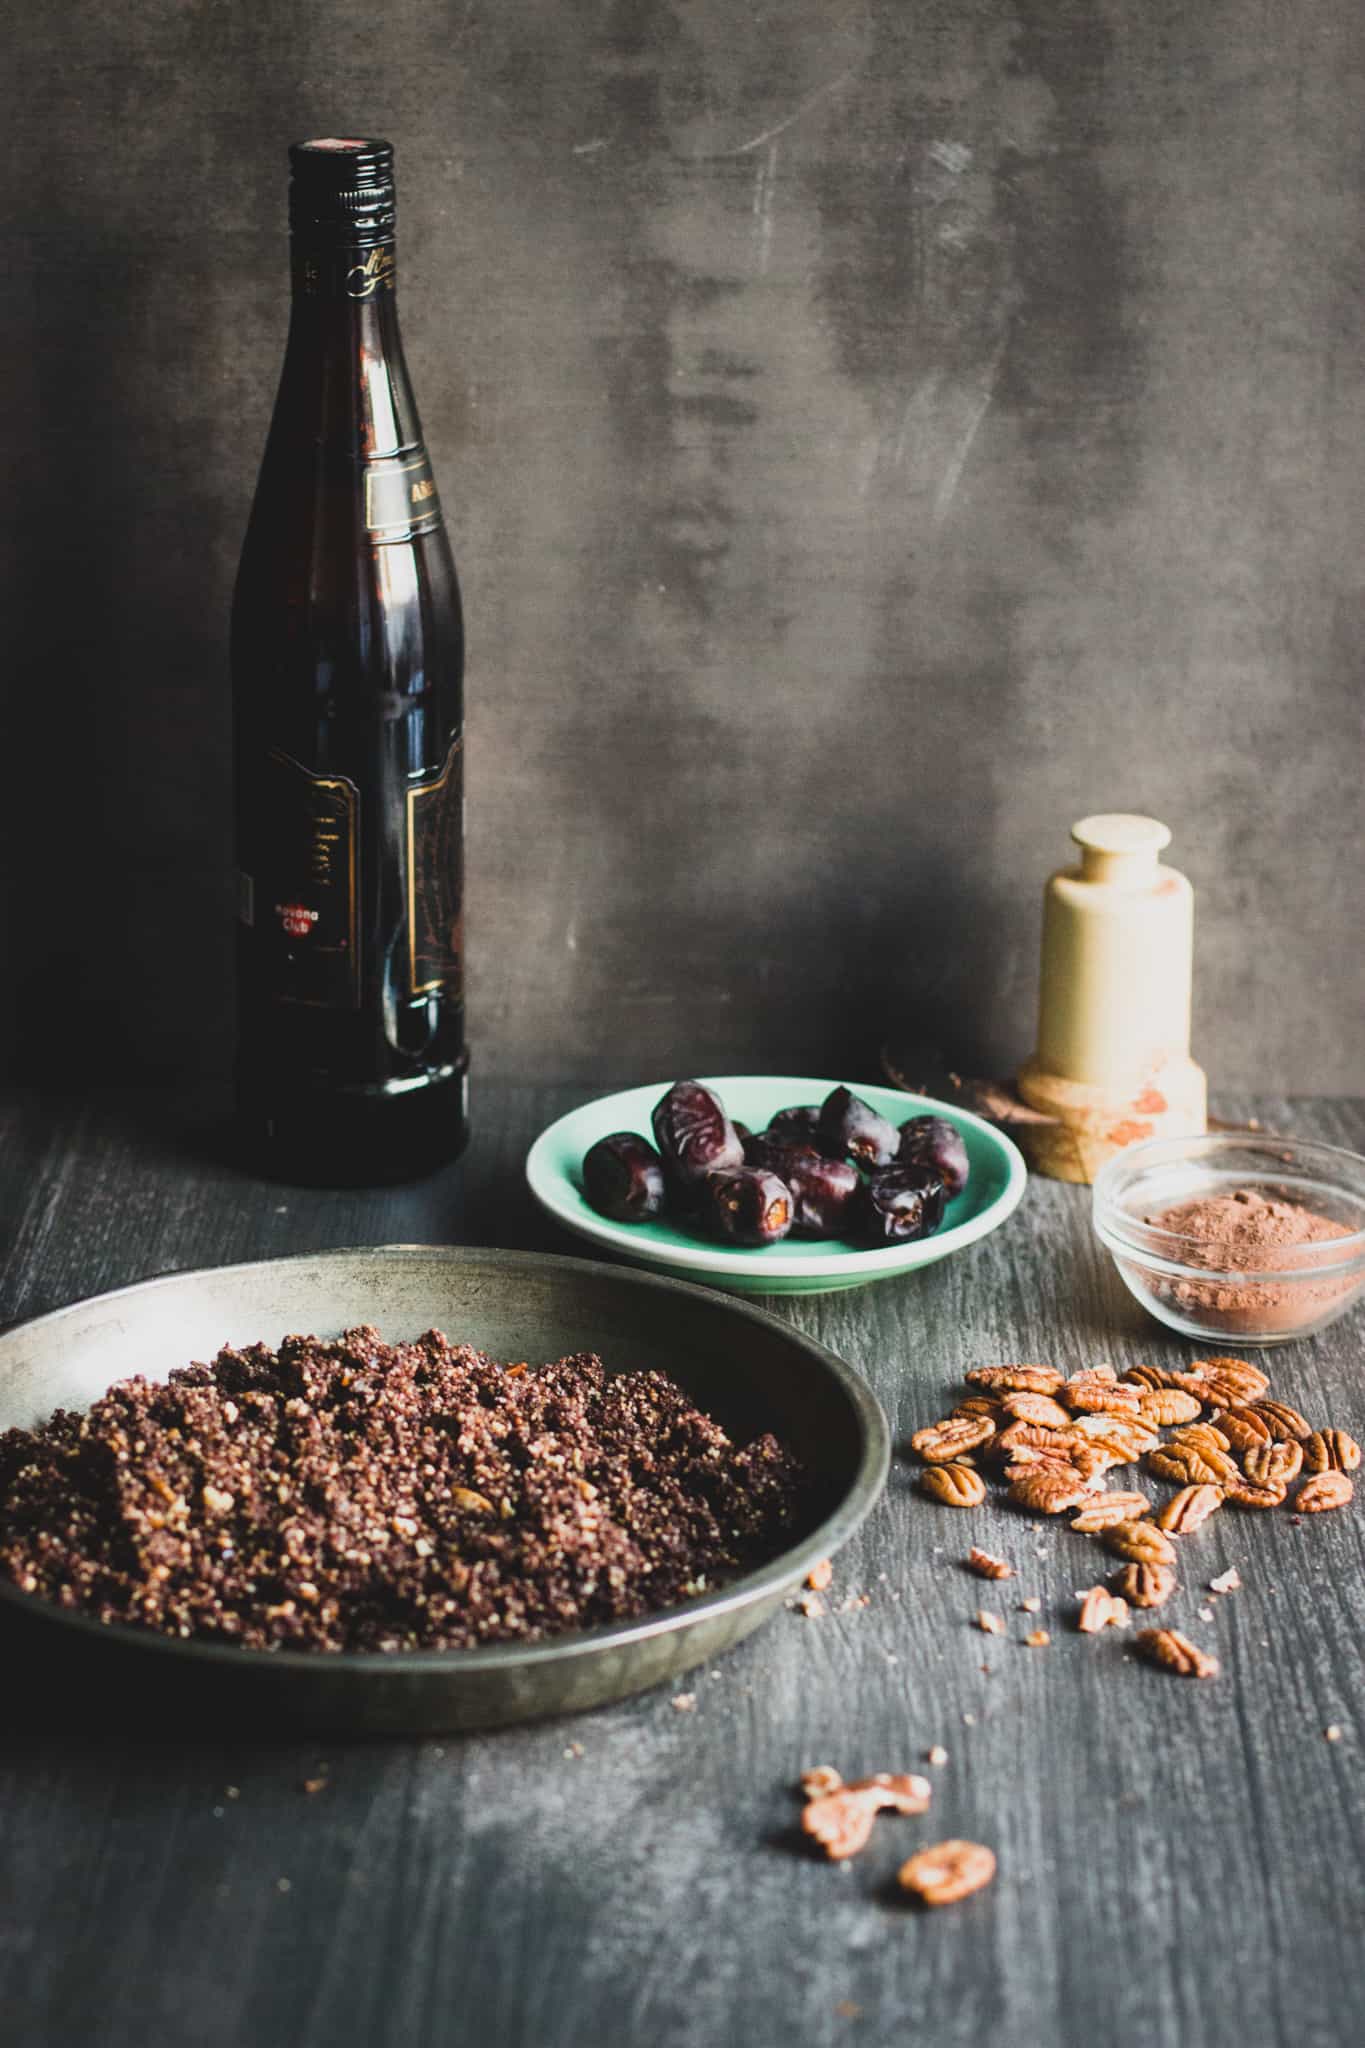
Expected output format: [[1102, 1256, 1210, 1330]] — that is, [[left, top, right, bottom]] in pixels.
[[2, 0, 1362, 1095]]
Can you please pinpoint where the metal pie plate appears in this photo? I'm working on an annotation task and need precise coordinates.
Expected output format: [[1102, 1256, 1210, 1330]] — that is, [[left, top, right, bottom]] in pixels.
[[0, 1246, 888, 1733]]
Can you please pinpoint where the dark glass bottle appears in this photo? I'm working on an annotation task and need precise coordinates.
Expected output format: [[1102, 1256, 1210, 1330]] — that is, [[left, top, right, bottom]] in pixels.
[[233, 139, 468, 1182]]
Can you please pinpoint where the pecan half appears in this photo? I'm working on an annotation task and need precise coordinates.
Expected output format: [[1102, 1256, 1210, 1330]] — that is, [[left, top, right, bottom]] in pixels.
[[1137, 1628, 1220, 1678], [965, 1365, 1064, 1395], [1155, 1483, 1224, 1535], [920, 1462, 987, 1507], [911, 1415, 996, 1465], [1296, 1471, 1355, 1514], [1102, 1518, 1177, 1566], [1077, 1586, 1130, 1632], [952, 1396, 1003, 1422], [1243, 1440, 1303, 1488], [1112, 1561, 1177, 1608], [967, 1547, 1013, 1580], [1007, 1466, 1092, 1516], [1250, 1399, 1311, 1442], [1064, 1370, 1142, 1417], [1226, 1476, 1288, 1510], [1215, 1406, 1274, 1452], [801, 1773, 932, 1859], [1136, 1388, 1203, 1428], [1304, 1429, 1361, 1474], [1193, 1357, 1270, 1405], [1069, 1492, 1152, 1532], [996, 1419, 1079, 1455], [1068, 1413, 1159, 1460], [999, 1391, 1075, 1430], [1146, 1442, 1239, 1488], [897, 1839, 996, 1907], [1172, 1419, 1231, 1451], [1122, 1364, 1208, 1395]]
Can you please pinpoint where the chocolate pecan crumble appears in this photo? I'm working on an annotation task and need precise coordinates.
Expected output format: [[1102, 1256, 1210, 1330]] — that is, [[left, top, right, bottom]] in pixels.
[[0, 1326, 810, 1653]]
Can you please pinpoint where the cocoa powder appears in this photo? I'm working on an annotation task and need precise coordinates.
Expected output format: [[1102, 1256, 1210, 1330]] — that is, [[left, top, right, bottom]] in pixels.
[[1143, 1187, 1354, 1336]]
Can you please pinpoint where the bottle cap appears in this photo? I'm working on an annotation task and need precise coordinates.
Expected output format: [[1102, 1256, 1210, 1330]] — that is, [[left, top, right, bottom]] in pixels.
[[289, 138, 396, 242], [1070, 813, 1171, 884]]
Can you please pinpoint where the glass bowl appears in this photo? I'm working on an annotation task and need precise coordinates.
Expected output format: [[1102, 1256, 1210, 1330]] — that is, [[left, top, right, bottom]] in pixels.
[[1092, 1132, 1365, 1346]]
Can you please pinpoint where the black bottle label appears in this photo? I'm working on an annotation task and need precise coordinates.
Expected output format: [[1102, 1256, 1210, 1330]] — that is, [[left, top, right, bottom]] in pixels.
[[246, 750, 361, 1008], [406, 736, 463, 997], [363, 448, 443, 539]]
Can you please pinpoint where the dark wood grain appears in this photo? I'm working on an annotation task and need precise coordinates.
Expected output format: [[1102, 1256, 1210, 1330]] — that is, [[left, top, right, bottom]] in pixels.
[[1, 1084, 1362, 2048]]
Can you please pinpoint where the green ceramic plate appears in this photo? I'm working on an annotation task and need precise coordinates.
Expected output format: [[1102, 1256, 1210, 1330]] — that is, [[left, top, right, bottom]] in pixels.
[[526, 1077, 1028, 1295]]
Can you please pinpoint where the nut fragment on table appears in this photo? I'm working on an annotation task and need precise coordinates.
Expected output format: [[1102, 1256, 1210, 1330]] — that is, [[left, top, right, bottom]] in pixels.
[[1076, 1587, 1130, 1633], [897, 1839, 997, 1907], [1136, 1628, 1220, 1679], [966, 1546, 1013, 1580]]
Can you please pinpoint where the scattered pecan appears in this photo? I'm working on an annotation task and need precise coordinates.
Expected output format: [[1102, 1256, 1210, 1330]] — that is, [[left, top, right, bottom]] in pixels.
[[1243, 1440, 1303, 1489], [1226, 1477, 1288, 1510], [1296, 1471, 1354, 1514], [1102, 1519, 1177, 1567], [1136, 1628, 1220, 1679], [1146, 1442, 1239, 1488], [1112, 1561, 1177, 1608], [1304, 1429, 1361, 1475], [1155, 1483, 1224, 1535], [911, 1415, 996, 1465], [1208, 1566, 1242, 1594], [1069, 1492, 1152, 1532], [1249, 1399, 1311, 1442], [966, 1547, 1013, 1580], [996, 1419, 1079, 1455], [1214, 1406, 1274, 1452], [920, 1463, 987, 1508], [1194, 1357, 1270, 1405], [1064, 1370, 1142, 1417], [976, 1610, 1006, 1635], [1068, 1413, 1159, 1460], [965, 1366, 1064, 1395], [1136, 1388, 1203, 1428], [801, 1773, 933, 1860], [1077, 1586, 1130, 1632], [1025, 1628, 1051, 1647], [1122, 1364, 1208, 1394], [897, 1839, 996, 1907], [952, 1396, 1003, 1422], [999, 1391, 1075, 1430], [1007, 1466, 1092, 1516], [1170, 1421, 1232, 1457], [805, 1558, 834, 1592], [800, 1764, 843, 1800]]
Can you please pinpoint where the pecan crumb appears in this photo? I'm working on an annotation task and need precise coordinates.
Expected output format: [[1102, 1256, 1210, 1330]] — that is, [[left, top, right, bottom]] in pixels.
[[966, 1546, 1013, 1580], [1209, 1567, 1242, 1594], [1018, 1596, 1042, 1614], [805, 1558, 834, 1592], [1025, 1629, 1051, 1648], [975, 1610, 1006, 1635], [926, 1745, 949, 1766], [671, 1692, 697, 1712], [1325, 1724, 1343, 1743]]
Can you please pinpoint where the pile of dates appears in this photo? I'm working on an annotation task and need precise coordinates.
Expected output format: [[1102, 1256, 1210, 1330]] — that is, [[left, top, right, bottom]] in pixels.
[[581, 1082, 969, 1250]]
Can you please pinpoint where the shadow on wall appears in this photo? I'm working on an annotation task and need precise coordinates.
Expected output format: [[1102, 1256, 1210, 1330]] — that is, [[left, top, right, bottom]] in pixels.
[[1, 185, 236, 1085]]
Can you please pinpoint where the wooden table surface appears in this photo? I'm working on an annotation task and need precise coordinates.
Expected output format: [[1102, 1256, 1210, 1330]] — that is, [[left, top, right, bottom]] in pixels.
[[1, 1083, 1362, 2048]]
